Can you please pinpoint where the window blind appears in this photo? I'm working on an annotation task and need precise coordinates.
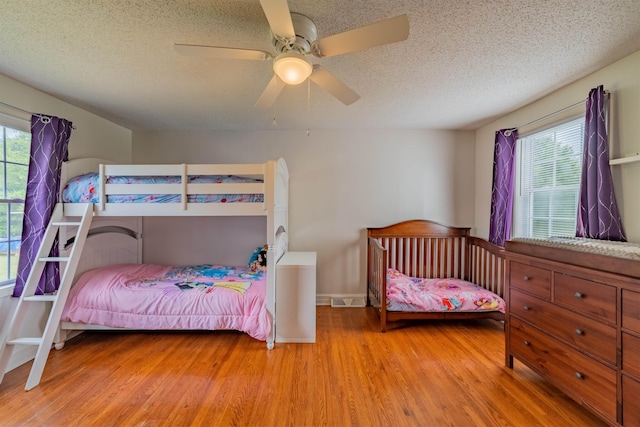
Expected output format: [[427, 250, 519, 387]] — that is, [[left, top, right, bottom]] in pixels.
[[512, 117, 584, 239]]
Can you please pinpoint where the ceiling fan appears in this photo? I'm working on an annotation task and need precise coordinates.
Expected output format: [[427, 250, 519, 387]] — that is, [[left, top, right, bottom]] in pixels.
[[175, 0, 409, 108]]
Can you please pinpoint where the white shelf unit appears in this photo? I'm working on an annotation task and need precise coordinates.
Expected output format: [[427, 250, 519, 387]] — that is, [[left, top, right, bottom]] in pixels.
[[276, 251, 317, 343]]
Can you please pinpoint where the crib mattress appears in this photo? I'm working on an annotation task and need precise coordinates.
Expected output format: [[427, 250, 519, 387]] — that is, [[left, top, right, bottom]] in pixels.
[[386, 268, 505, 313], [61, 263, 270, 341]]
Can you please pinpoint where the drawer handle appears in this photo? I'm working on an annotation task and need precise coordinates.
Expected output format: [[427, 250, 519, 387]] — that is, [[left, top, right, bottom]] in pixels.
[[523, 340, 530, 346], [574, 292, 584, 299], [575, 329, 584, 336], [575, 372, 585, 380], [523, 305, 530, 311], [523, 275, 530, 281]]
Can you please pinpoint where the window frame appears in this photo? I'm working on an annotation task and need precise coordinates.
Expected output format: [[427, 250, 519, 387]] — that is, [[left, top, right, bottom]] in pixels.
[[512, 114, 585, 240], [0, 112, 30, 287]]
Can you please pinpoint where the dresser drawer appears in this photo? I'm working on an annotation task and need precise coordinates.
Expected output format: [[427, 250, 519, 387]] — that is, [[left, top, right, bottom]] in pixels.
[[509, 261, 551, 298], [510, 317, 617, 421], [622, 289, 640, 333], [623, 332, 640, 378], [511, 288, 617, 364], [554, 273, 616, 323], [623, 375, 640, 426]]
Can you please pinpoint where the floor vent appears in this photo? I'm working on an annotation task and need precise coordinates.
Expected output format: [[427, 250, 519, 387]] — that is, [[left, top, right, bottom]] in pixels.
[[331, 297, 366, 308]]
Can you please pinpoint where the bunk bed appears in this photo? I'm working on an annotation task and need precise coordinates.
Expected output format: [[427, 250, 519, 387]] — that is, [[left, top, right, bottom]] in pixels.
[[367, 220, 505, 331], [54, 157, 289, 350]]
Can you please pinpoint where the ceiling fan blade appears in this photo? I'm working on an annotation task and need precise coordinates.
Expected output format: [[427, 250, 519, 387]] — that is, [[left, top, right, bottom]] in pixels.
[[309, 66, 360, 106], [313, 14, 409, 58], [255, 75, 287, 108], [259, 0, 295, 39], [174, 44, 272, 61]]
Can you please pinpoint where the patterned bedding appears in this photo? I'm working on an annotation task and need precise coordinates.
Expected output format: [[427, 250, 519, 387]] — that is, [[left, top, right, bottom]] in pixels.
[[61, 172, 264, 203], [386, 268, 505, 313], [61, 263, 270, 341]]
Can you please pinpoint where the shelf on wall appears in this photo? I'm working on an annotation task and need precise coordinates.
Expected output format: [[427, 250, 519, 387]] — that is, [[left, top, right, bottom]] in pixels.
[[609, 153, 640, 165]]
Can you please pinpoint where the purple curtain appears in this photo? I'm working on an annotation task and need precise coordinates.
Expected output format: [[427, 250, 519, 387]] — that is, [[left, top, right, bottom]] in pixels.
[[576, 86, 626, 241], [488, 129, 518, 246], [13, 115, 72, 297]]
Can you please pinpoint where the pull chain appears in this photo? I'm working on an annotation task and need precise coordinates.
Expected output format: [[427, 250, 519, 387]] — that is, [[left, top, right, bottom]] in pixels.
[[272, 78, 278, 127], [306, 78, 311, 136]]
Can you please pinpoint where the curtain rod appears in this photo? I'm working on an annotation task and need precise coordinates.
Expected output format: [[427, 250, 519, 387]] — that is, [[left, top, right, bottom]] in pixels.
[[503, 90, 609, 137], [0, 100, 37, 117], [0, 100, 77, 129]]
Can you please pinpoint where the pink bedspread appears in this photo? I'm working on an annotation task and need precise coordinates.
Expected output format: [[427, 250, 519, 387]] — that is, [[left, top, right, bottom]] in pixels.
[[386, 268, 505, 313], [61, 263, 271, 341]]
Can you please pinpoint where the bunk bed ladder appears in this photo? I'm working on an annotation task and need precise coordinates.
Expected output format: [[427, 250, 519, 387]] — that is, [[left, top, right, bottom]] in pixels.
[[0, 203, 93, 390]]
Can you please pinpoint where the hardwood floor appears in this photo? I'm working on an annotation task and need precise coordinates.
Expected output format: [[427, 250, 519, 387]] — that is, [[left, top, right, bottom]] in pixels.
[[0, 307, 606, 427]]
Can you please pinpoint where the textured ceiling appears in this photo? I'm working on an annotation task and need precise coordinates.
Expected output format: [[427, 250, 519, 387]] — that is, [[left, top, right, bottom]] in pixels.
[[1, 0, 640, 132]]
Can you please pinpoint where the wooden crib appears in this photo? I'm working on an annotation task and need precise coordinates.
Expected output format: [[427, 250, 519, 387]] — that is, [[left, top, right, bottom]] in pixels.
[[367, 220, 505, 331]]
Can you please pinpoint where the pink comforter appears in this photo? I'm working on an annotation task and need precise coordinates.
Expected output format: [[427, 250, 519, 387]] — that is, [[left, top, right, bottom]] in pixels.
[[386, 268, 505, 313], [61, 263, 270, 341]]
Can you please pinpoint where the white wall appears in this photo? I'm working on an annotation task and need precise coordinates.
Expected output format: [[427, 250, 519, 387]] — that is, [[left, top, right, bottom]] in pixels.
[[0, 74, 132, 162], [474, 49, 640, 242], [133, 129, 476, 297], [0, 73, 133, 373]]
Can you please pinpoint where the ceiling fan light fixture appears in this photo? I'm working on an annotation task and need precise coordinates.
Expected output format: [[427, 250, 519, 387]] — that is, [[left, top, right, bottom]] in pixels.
[[273, 51, 312, 85]]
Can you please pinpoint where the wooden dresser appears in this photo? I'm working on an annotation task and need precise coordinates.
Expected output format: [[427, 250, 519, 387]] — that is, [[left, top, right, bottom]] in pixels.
[[504, 239, 640, 426]]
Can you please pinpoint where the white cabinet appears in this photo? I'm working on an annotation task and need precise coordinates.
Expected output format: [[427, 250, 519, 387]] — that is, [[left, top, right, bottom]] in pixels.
[[276, 251, 317, 343]]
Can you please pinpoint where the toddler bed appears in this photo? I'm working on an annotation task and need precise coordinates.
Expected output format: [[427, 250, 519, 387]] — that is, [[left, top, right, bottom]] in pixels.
[[367, 220, 505, 331], [54, 157, 289, 349]]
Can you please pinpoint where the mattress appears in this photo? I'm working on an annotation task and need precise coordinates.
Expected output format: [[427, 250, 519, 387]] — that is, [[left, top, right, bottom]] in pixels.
[[61, 263, 271, 341], [385, 268, 505, 313], [61, 172, 264, 203]]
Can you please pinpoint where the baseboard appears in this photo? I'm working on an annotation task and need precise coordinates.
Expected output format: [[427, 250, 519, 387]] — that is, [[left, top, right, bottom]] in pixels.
[[316, 294, 332, 306], [331, 296, 366, 308], [0, 284, 14, 298], [316, 294, 367, 307]]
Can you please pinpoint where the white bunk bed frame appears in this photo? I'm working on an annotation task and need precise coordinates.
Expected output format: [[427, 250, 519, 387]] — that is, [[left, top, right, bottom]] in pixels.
[[57, 157, 289, 349]]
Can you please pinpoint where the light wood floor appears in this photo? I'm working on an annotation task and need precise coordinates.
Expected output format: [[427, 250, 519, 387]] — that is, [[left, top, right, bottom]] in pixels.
[[1, 307, 606, 427]]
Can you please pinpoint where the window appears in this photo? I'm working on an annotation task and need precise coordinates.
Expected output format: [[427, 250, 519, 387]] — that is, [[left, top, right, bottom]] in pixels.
[[0, 123, 29, 285], [512, 117, 584, 239]]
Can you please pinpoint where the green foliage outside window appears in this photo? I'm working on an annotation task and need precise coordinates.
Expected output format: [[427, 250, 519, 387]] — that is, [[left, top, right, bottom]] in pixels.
[[0, 125, 30, 282]]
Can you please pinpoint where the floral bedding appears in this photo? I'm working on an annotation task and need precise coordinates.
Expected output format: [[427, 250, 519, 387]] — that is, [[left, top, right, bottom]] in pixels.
[[61, 263, 270, 340], [386, 268, 505, 313], [61, 172, 264, 203]]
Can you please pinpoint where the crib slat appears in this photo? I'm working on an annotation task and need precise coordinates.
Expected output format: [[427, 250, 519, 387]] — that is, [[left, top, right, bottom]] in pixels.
[[409, 238, 418, 277], [444, 238, 450, 277]]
